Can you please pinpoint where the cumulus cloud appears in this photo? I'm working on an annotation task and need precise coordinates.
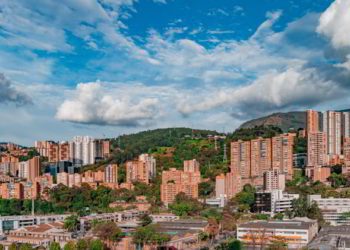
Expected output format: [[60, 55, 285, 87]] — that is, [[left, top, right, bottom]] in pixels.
[[55, 82, 162, 126], [177, 63, 348, 119], [0, 73, 32, 106], [317, 0, 350, 49]]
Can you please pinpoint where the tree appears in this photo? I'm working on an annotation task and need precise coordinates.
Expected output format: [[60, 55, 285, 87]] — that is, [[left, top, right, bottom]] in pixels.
[[292, 197, 308, 217], [92, 221, 122, 242], [169, 192, 204, 216], [64, 241, 77, 250], [89, 240, 104, 250], [140, 214, 152, 227], [64, 215, 80, 232], [307, 202, 324, 225], [215, 238, 243, 250], [49, 242, 61, 250], [273, 213, 284, 220], [9, 243, 17, 250], [132, 225, 170, 249], [19, 244, 33, 250], [76, 239, 89, 250]]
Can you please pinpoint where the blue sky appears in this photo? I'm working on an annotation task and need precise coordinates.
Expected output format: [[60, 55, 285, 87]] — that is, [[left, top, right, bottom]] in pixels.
[[1, 0, 350, 145]]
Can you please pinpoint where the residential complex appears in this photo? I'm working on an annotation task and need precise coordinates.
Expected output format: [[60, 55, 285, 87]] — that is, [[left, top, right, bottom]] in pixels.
[[126, 154, 156, 184], [306, 110, 350, 168], [230, 133, 295, 189], [35, 137, 110, 165], [161, 160, 201, 206]]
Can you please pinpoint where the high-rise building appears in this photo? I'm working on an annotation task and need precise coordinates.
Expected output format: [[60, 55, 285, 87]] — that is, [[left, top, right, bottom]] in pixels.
[[323, 111, 342, 156], [343, 137, 350, 167], [28, 156, 40, 182], [215, 172, 242, 200], [307, 110, 320, 133], [263, 168, 285, 191], [343, 112, 350, 138], [104, 164, 118, 183], [69, 136, 96, 165], [183, 159, 200, 173], [272, 133, 295, 177], [95, 140, 111, 159], [35, 141, 70, 162], [250, 138, 272, 178], [160, 166, 201, 206], [126, 154, 156, 184], [307, 132, 327, 167], [231, 140, 251, 178]]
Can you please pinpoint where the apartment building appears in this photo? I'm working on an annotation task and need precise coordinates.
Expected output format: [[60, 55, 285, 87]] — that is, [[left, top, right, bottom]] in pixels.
[[323, 111, 342, 156], [272, 133, 295, 177], [230, 133, 294, 189], [35, 141, 70, 162], [250, 138, 272, 178], [308, 195, 350, 225], [104, 164, 118, 183], [231, 140, 251, 178], [263, 168, 285, 191], [0, 182, 23, 199], [69, 136, 96, 165], [215, 172, 242, 200], [161, 165, 201, 206], [305, 166, 331, 182], [237, 219, 318, 249], [126, 154, 156, 184], [344, 137, 350, 167], [307, 109, 321, 133], [307, 131, 327, 167]]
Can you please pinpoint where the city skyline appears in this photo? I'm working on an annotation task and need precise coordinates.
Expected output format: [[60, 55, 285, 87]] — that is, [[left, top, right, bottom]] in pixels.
[[1, 0, 350, 145]]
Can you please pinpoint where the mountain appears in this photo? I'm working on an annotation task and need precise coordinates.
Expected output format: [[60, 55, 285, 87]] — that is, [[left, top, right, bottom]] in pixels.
[[239, 111, 306, 132]]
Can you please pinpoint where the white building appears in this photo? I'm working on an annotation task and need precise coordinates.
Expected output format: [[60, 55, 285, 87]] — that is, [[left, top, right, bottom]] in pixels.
[[0, 214, 69, 234], [272, 190, 299, 214], [18, 161, 29, 179], [139, 154, 156, 179], [237, 219, 318, 249], [254, 190, 299, 215], [69, 136, 96, 165], [263, 169, 285, 191], [308, 195, 350, 225]]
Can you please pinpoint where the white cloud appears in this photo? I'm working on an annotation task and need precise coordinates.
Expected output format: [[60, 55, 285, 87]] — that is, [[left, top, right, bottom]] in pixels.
[[317, 0, 350, 49], [177, 64, 347, 118], [55, 81, 171, 126]]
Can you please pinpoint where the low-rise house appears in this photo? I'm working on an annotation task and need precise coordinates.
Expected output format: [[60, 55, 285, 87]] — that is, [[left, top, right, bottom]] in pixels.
[[4, 222, 72, 248]]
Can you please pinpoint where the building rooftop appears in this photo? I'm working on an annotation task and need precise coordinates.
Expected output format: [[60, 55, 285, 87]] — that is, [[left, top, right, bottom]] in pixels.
[[309, 226, 350, 250], [238, 220, 316, 230]]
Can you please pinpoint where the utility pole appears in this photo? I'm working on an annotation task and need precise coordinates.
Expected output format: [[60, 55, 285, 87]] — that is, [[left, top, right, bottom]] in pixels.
[[31, 197, 35, 216]]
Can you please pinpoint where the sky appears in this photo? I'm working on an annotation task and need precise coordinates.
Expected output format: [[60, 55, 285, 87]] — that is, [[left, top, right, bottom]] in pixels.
[[1, 0, 350, 146]]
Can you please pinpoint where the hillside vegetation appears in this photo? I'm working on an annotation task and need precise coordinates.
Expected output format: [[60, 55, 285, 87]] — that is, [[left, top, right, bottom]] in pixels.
[[239, 111, 306, 132]]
